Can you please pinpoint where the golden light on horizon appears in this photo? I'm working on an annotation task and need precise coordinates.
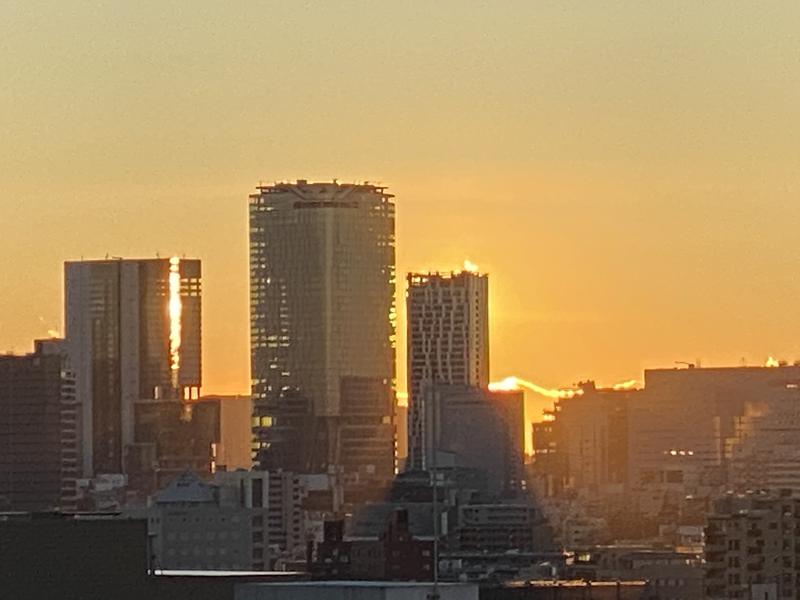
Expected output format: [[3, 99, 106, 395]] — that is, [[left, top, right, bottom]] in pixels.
[[612, 379, 638, 390], [765, 356, 780, 368], [168, 256, 182, 389], [488, 375, 583, 399]]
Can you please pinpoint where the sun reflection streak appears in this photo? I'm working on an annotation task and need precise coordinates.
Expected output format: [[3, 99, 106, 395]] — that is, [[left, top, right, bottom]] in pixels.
[[169, 257, 182, 390]]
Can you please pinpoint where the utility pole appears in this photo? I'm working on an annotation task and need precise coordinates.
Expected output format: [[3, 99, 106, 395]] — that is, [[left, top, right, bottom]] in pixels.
[[429, 388, 440, 600]]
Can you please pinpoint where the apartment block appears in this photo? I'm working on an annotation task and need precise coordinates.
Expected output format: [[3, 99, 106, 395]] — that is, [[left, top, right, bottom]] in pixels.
[[705, 490, 800, 599]]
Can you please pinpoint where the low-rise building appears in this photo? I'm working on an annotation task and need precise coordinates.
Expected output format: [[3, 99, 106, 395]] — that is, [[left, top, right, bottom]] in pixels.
[[457, 503, 546, 553], [309, 508, 434, 581], [570, 545, 703, 599], [144, 469, 305, 571], [704, 489, 800, 600]]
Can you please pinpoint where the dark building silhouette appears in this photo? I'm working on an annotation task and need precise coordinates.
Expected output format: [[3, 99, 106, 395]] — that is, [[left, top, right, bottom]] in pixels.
[[0, 340, 78, 511], [124, 398, 220, 499], [309, 508, 434, 581], [423, 384, 525, 497], [0, 512, 149, 600]]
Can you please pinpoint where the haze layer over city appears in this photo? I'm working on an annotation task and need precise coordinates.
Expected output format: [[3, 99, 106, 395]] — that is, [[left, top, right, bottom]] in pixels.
[[3, 2, 799, 404]]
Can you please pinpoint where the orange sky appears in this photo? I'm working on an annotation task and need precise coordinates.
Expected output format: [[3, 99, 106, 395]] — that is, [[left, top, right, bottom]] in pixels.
[[2, 2, 799, 424]]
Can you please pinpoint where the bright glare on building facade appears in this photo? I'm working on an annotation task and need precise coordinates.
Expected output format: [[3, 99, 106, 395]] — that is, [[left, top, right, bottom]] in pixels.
[[64, 258, 202, 478], [249, 181, 396, 498]]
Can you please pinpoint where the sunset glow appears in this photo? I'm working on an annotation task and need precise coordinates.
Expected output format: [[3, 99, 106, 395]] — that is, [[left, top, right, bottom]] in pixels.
[[489, 376, 583, 399]]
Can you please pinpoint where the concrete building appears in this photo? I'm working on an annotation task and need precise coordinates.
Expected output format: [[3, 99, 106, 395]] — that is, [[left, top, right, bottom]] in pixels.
[[457, 503, 545, 553], [202, 395, 253, 471], [146, 470, 305, 571], [249, 181, 396, 502], [570, 545, 704, 600], [0, 339, 78, 511], [422, 384, 524, 496], [704, 489, 800, 600], [406, 270, 489, 471], [64, 257, 202, 477]]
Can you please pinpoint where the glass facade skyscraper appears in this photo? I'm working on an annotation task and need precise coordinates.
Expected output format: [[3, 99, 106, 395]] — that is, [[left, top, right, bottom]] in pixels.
[[249, 181, 396, 498], [64, 258, 202, 477]]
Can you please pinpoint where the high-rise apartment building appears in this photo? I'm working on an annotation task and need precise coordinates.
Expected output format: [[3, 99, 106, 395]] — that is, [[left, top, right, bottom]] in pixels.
[[249, 181, 396, 499], [0, 339, 78, 511], [64, 258, 202, 477], [406, 270, 489, 470]]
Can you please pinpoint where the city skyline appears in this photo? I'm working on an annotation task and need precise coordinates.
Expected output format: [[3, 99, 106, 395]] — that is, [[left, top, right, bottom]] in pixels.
[[2, 2, 799, 402], [3, 3, 800, 596]]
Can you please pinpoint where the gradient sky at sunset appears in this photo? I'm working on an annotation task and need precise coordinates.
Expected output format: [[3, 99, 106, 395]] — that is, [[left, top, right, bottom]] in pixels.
[[2, 2, 799, 421]]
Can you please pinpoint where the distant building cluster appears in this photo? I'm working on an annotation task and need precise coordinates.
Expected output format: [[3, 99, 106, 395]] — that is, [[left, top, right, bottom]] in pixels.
[[3, 179, 799, 599]]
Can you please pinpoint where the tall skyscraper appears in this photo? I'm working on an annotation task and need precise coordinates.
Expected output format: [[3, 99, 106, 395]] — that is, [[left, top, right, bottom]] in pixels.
[[249, 181, 396, 499], [0, 339, 77, 511], [64, 258, 202, 477], [406, 270, 489, 470]]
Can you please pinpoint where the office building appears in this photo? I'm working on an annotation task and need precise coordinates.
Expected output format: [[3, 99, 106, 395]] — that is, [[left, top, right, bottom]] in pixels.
[[725, 385, 800, 492], [249, 181, 396, 500], [145, 469, 306, 571], [0, 340, 78, 511], [704, 489, 800, 599], [406, 269, 489, 470], [64, 257, 202, 477], [532, 381, 635, 498], [422, 384, 524, 496], [628, 364, 800, 489]]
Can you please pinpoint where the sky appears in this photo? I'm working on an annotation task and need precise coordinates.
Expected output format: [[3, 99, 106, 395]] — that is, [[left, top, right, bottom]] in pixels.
[[1, 1, 799, 421]]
